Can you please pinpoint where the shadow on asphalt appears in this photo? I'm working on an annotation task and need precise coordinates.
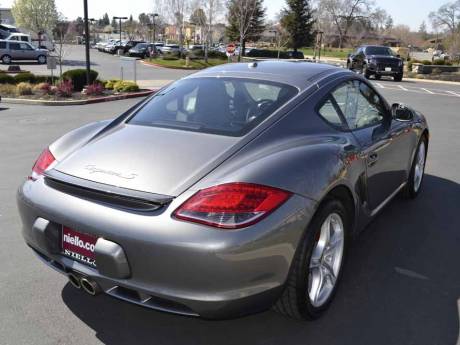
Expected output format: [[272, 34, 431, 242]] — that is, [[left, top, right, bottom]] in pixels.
[[61, 174, 460, 345]]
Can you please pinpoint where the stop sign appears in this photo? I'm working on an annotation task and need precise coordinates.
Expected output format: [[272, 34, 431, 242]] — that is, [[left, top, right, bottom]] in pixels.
[[226, 43, 236, 56]]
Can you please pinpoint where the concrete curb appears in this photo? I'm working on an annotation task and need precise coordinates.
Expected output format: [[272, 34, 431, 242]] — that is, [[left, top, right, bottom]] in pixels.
[[402, 77, 460, 86], [2, 89, 156, 106]]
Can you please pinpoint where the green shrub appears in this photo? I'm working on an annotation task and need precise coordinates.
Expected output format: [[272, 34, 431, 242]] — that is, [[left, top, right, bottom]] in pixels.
[[0, 74, 15, 84], [62, 69, 98, 91], [16, 82, 33, 95], [35, 75, 59, 84], [189, 49, 227, 60], [104, 79, 120, 90], [14, 72, 36, 84], [113, 80, 139, 92]]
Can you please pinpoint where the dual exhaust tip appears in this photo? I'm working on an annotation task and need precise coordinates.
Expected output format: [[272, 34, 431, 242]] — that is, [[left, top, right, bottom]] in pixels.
[[68, 273, 101, 296]]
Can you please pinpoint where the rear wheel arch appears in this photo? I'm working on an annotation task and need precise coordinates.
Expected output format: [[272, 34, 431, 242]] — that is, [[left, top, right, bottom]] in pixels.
[[321, 185, 356, 234]]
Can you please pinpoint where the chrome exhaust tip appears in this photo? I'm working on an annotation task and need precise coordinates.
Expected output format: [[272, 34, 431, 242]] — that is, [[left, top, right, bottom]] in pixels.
[[80, 277, 101, 296], [68, 273, 81, 289]]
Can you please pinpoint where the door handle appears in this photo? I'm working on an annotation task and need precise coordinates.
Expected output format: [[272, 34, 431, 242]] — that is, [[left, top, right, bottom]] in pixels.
[[368, 152, 378, 167]]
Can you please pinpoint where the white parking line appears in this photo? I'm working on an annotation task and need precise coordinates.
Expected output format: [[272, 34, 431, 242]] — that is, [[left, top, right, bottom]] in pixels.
[[421, 88, 434, 94], [446, 91, 460, 97]]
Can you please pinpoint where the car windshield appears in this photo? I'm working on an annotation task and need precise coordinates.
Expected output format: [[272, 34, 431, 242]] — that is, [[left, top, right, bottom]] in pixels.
[[128, 77, 298, 136], [365, 46, 395, 56]]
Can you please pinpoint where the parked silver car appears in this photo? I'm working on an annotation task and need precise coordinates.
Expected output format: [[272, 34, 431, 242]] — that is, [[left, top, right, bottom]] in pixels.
[[17, 61, 429, 320], [0, 40, 48, 64]]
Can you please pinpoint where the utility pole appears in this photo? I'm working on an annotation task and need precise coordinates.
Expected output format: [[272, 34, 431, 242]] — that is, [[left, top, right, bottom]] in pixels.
[[83, 0, 91, 86]]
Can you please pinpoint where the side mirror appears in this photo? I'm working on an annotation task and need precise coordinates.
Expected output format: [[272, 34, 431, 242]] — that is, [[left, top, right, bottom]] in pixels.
[[391, 103, 413, 121]]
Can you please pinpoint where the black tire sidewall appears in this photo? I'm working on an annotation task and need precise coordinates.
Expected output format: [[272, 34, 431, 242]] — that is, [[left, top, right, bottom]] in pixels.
[[296, 199, 350, 319], [2, 55, 11, 64]]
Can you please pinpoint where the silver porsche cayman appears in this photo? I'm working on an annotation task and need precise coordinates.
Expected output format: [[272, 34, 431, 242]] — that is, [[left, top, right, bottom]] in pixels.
[[17, 61, 429, 320]]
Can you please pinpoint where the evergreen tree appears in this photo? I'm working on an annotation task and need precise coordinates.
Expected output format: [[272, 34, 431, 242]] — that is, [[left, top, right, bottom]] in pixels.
[[419, 21, 428, 41], [280, 0, 314, 51], [226, 0, 265, 56]]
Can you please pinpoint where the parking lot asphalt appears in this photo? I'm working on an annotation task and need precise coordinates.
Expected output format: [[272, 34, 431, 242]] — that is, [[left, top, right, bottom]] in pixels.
[[0, 51, 459, 345]]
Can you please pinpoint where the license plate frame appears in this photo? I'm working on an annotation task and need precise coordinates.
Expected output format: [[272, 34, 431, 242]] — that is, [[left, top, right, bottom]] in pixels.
[[61, 226, 98, 267]]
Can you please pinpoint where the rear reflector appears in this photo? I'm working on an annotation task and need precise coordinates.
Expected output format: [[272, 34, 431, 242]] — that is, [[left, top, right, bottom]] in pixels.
[[30, 147, 56, 180], [173, 183, 292, 229]]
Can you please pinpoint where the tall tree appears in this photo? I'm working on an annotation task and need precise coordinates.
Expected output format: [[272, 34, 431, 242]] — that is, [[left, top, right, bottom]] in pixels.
[[190, 8, 207, 43], [226, 0, 265, 60], [202, 0, 223, 62], [11, 0, 58, 34], [318, 0, 373, 48], [280, 0, 314, 51], [418, 21, 428, 41], [429, 1, 460, 37]]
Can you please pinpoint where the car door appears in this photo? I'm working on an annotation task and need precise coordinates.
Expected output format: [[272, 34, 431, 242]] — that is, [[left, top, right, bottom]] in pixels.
[[20, 42, 35, 59], [8, 42, 23, 60], [331, 80, 407, 211]]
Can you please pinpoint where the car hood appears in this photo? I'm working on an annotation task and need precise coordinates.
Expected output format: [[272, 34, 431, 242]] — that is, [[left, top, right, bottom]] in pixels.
[[53, 124, 238, 197]]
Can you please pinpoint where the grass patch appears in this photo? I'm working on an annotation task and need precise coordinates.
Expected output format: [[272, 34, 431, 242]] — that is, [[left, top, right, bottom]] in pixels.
[[148, 58, 228, 69]]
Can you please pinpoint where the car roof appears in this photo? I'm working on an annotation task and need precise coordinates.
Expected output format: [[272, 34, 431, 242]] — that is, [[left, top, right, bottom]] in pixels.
[[187, 60, 346, 91], [359, 45, 390, 49]]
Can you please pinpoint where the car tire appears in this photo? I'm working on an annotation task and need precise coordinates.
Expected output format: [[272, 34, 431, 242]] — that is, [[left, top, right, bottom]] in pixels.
[[1, 54, 11, 64], [346, 60, 353, 70], [374, 74, 381, 80], [273, 199, 349, 320], [394, 74, 403, 82], [403, 135, 427, 199], [362, 64, 371, 79], [37, 55, 47, 64]]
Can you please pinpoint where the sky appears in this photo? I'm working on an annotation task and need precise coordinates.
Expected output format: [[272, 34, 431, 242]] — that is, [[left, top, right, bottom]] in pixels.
[[1, 0, 444, 31]]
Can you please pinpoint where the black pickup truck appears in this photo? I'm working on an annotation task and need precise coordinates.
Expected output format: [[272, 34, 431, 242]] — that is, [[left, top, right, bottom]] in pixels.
[[347, 45, 404, 81]]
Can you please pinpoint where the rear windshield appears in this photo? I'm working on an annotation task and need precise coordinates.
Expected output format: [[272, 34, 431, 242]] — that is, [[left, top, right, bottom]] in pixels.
[[128, 77, 298, 136], [365, 46, 395, 56]]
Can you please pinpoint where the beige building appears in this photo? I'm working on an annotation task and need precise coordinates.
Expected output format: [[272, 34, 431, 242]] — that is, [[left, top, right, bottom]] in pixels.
[[0, 8, 15, 25]]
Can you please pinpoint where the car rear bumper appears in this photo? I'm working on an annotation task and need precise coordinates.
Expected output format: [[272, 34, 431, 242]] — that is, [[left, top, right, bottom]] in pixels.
[[17, 177, 315, 319]]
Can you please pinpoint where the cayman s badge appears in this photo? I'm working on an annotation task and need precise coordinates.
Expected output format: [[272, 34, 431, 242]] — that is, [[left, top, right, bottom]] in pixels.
[[84, 165, 138, 180]]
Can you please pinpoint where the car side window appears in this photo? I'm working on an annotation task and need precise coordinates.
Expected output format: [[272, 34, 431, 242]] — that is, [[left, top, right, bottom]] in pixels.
[[331, 81, 386, 130], [318, 98, 344, 127], [19, 43, 31, 50]]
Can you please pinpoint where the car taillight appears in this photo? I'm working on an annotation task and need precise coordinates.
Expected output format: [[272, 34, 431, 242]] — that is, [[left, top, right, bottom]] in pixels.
[[29, 147, 55, 180], [173, 183, 292, 229]]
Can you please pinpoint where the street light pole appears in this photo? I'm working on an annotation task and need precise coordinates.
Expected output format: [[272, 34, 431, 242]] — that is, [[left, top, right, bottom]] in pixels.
[[83, 0, 91, 86], [113, 16, 127, 52], [150, 13, 158, 42]]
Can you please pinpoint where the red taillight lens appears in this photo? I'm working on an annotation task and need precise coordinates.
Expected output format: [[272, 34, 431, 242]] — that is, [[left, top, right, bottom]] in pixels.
[[173, 183, 292, 229], [29, 148, 56, 180]]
